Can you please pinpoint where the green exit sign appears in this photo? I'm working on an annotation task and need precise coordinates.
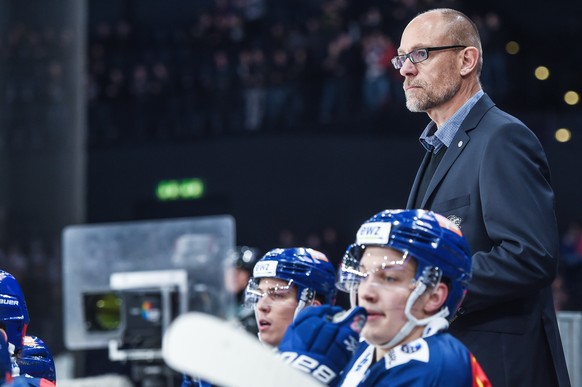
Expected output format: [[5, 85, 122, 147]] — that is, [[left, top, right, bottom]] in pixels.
[[156, 178, 205, 201]]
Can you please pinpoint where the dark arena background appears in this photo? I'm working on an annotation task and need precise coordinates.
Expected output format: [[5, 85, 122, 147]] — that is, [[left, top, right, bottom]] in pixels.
[[0, 0, 581, 385]]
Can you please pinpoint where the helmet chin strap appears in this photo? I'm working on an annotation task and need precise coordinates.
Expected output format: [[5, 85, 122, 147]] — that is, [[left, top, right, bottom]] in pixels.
[[349, 288, 358, 310], [293, 288, 315, 320], [8, 342, 20, 377], [378, 281, 450, 350], [7, 342, 14, 356]]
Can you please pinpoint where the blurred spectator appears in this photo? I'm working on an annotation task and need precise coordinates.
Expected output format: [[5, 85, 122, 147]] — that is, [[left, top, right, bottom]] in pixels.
[[223, 246, 261, 334], [318, 31, 359, 125], [286, 47, 310, 128], [361, 29, 396, 113], [304, 231, 322, 250], [277, 228, 295, 247], [103, 66, 130, 141], [79, 0, 548, 144], [560, 221, 582, 267], [558, 221, 582, 310], [237, 47, 266, 131], [476, 11, 510, 103], [552, 274, 570, 311], [202, 49, 237, 134], [128, 63, 150, 139], [149, 61, 177, 138], [264, 48, 292, 130]]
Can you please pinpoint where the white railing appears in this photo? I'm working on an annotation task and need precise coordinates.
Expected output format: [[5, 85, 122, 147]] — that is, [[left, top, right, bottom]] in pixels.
[[557, 311, 582, 387]]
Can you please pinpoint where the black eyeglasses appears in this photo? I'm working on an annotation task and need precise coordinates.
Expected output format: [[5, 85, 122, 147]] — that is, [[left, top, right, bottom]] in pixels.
[[391, 45, 467, 70]]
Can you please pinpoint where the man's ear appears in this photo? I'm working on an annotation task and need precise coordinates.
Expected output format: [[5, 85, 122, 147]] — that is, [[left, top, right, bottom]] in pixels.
[[424, 282, 448, 314], [460, 46, 479, 76], [310, 299, 322, 307]]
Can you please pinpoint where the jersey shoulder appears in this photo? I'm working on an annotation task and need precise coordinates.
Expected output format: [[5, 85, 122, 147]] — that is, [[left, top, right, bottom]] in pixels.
[[344, 334, 475, 386]]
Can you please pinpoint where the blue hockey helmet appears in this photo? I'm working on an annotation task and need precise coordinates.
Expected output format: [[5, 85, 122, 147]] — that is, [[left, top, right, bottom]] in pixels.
[[0, 271, 30, 353], [245, 247, 337, 308], [337, 209, 472, 320], [17, 335, 56, 382]]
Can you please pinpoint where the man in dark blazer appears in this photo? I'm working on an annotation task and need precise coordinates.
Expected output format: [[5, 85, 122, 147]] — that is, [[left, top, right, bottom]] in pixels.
[[393, 8, 571, 387]]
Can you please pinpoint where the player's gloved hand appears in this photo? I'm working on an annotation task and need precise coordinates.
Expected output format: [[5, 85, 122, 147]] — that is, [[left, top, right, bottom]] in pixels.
[[16, 336, 56, 383], [278, 305, 367, 386]]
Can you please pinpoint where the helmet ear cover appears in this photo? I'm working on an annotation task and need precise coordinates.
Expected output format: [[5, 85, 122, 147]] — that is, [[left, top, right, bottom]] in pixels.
[[419, 265, 443, 288], [299, 287, 316, 305]]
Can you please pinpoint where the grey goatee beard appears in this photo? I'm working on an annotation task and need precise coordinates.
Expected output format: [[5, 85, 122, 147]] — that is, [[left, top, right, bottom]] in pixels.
[[404, 80, 460, 113]]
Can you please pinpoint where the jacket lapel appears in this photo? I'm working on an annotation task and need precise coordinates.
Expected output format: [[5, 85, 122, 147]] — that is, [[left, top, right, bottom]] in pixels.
[[420, 131, 470, 207], [418, 94, 496, 208], [406, 151, 431, 208]]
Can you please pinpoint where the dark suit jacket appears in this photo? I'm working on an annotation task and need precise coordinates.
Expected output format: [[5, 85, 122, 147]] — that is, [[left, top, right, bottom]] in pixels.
[[407, 94, 570, 387]]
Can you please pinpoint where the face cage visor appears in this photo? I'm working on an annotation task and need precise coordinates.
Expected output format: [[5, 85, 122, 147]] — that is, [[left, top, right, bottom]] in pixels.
[[336, 244, 443, 301], [243, 278, 295, 309]]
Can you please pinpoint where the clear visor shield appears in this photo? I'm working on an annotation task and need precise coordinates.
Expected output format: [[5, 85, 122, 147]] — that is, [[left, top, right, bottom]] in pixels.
[[243, 278, 294, 308], [337, 244, 416, 293]]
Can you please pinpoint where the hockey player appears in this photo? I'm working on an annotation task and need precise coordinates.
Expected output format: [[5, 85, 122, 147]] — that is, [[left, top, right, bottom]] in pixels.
[[0, 270, 30, 375], [181, 247, 358, 387], [0, 271, 56, 386], [279, 209, 491, 386], [224, 246, 261, 335], [181, 246, 261, 387], [243, 247, 338, 347], [246, 247, 366, 386]]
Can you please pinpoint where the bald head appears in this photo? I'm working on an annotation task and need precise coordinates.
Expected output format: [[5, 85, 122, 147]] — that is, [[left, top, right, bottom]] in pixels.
[[397, 8, 483, 122], [407, 8, 483, 76]]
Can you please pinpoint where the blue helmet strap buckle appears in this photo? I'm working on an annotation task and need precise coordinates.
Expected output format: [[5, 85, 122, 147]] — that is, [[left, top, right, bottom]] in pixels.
[[293, 288, 316, 320], [419, 266, 442, 289], [298, 287, 315, 304]]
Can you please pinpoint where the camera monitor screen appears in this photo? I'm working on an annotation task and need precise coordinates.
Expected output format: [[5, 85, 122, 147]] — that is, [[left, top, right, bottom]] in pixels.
[[83, 291, 121, 332], [63, 215, 235, 350]]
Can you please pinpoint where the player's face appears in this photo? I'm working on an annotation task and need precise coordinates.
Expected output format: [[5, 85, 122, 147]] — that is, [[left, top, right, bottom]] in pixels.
[[357, 247, 420, 347], [398, 13, 462, 113], [255, 278, 298, 347]]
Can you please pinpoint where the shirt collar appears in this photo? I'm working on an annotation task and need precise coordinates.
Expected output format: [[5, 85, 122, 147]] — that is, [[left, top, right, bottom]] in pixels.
[[420, 90, 484, 153]]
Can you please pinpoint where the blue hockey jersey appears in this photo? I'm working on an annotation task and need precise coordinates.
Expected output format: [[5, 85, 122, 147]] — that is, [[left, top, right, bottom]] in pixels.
[[338, 332, 490, 387]]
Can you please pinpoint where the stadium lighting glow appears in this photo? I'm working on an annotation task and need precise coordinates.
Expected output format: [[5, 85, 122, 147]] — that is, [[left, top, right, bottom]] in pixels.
[[534, 66, 550, 81], [554, 128, 571, 143], [156, 178, 205, 201], [505, 41, 520, 55], [563, 91, 580, 106]]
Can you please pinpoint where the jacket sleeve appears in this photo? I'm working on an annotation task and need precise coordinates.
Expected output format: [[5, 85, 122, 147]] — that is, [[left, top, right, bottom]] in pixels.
[[462, 121, 558, 312]]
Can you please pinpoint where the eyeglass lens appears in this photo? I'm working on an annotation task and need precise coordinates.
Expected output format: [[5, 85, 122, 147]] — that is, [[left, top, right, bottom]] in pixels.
[[393, 48, 428, 69]]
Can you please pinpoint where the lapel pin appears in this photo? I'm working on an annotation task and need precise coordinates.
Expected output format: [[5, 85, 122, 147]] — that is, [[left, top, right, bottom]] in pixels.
[[447, 215, 462, 228]]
